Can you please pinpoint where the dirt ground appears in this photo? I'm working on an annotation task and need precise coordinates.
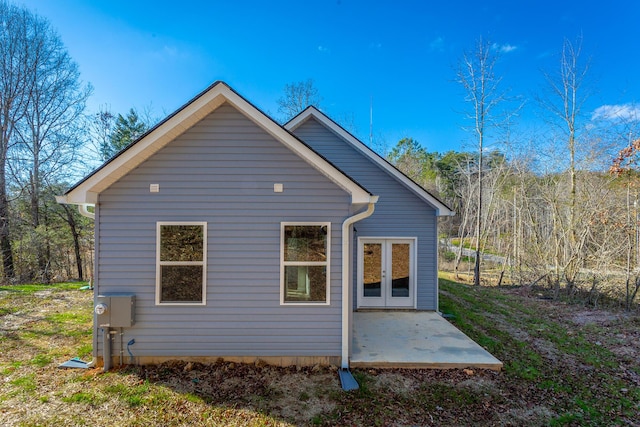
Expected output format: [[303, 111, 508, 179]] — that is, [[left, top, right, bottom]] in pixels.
[[1, 282, 639, 426]]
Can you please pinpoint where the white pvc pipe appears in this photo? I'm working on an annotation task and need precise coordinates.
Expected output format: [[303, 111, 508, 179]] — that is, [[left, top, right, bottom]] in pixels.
[[341, 196, 378, 369]]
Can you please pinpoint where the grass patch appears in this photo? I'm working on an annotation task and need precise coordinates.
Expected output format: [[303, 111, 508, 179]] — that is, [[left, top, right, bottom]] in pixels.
[[427, 382, 481, 407], [439, 276, 640, 425], [62, 391, 105, 405], [298, 391, 311, 401], [0, 306, 17, 316], [184, 392, 203, 403], [30, 354, 53, 367], [10, 374, 37, 393], [2, 280, 638, 426], [47, 312, 92, 324], [104, 381, 152, 407], [0, 282, 85, 294], [76, 343, 93, 358]]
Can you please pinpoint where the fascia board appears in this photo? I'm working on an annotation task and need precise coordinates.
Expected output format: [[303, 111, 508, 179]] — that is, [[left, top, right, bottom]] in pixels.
[[286, 108, 455, 216], [60, 191, 97, 205], [65, 84, 229, 204]]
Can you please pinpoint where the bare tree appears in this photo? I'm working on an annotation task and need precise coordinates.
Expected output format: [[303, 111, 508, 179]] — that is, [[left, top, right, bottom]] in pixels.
[[538, 37, 591, 291], [453, 156, 476, 278], [47, 182, 90, 281], [89, 107, 115, 163], [1, 1, 90, 282], [456, 37, 509, 286], [0, 1, 32, 280], [277, 79, 322, 122], [611, 138, 640, 310]]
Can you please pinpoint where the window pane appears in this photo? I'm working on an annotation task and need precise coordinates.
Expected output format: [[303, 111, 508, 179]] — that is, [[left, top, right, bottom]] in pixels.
[[284, 225, 327, 262], [284, 265, 326, 302], [391, 243, 410, 297], [160, 225, 203, 262], [161, 265, 203, 302]]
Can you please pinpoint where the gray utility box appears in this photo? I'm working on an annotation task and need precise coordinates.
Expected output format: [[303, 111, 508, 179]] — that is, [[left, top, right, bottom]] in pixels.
[[95, 293, 135, 328]]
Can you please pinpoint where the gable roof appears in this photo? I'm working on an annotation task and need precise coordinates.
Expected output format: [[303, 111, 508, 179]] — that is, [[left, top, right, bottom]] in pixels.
[[285, 107, 454, 216], [59, 82, 373, 206]]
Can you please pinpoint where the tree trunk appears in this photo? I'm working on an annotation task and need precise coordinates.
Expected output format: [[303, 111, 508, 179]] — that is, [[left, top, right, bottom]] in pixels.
[[567, 127, 577, 295], [63, 204, 83, 281], [30, 171, 49, 282], [474, 118, 484, 287], [0, 165, 14, 281]]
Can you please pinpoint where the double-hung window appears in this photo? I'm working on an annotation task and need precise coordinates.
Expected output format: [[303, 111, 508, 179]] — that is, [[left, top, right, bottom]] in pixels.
[[281, 223, 330, 304], [156, 222, 207, 305]]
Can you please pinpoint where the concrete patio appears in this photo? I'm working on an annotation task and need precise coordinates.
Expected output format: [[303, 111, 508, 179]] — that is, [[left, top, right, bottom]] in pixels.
[[351, 311, 503, 370]]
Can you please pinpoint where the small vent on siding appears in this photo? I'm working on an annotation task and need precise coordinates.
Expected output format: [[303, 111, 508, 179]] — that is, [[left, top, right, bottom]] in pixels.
[[150, 184, 160, 193]]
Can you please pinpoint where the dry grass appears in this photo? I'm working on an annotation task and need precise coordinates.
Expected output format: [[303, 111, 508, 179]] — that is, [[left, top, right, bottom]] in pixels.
[[1, 281, 639, 426], [0, 283, 298, 426]]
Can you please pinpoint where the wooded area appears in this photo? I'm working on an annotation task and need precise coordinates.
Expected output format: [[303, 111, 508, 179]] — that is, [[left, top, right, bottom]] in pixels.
[[0, 1, 638, 310], [387, 38, 640, 311]]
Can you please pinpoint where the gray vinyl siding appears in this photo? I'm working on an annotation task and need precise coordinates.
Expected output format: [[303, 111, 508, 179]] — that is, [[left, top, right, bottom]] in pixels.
[[95, 103, 350, 358], [292, 118, 438, 310]]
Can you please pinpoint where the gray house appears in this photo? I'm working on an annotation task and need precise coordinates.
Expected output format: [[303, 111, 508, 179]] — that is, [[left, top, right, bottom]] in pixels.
[[58, 81, 455, 370]]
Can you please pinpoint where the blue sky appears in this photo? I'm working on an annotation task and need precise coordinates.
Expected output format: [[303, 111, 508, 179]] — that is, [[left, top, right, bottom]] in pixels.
[[18, 0, 640, 154]]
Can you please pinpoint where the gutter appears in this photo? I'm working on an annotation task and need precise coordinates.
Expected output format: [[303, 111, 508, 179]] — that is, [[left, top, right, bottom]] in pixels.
[[341, 196, 378, 369], [55, 196, 95, 220]]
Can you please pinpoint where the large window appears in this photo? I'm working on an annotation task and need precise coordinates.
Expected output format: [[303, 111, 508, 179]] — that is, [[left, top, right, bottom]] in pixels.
[[281, 223, 330, 304], [156, 222, 207, 305]]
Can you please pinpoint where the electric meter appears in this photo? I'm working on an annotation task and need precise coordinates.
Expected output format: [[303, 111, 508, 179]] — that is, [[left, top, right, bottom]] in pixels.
[[94, 303, 108, 315]]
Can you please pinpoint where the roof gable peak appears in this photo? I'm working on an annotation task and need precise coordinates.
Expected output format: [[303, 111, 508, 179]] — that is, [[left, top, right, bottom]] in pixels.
[[59, 82, 373, 206], [285, 107, 454, 216]]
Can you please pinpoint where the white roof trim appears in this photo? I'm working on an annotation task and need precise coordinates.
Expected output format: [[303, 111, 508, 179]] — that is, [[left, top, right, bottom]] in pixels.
[[285, 107, 454, 216], [61, 82, 372, 206]]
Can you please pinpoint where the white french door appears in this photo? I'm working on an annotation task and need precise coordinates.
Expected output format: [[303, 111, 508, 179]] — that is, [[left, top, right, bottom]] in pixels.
[[357, 238, 416, 308]]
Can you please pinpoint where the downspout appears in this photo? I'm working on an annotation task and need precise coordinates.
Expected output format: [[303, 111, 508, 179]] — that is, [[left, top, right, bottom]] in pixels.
[[341, 196, 378, 369], [78, 204, 95, 220]]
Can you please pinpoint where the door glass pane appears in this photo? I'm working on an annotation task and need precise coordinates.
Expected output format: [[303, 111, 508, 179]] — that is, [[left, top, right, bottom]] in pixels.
[[391, 243, 410, 297], [363, 243, 382, 297]]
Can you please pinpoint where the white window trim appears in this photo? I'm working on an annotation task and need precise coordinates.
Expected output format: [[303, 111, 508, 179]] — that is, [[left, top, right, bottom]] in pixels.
[[280, 222, 331, 306], [156, 221, 207, 306]]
